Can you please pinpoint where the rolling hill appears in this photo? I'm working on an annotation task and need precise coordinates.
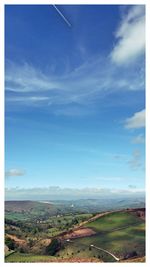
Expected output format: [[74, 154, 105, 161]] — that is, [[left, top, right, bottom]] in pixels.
[[5, 200, 145, 263], [56, 209, 145, 262]]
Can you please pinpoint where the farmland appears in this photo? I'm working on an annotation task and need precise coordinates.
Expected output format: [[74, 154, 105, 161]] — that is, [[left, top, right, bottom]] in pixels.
[[5, 201, 145, 263], [56, 210, 145, 262]]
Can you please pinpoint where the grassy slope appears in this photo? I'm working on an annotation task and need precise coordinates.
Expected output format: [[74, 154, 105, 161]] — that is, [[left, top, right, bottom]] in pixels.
[[5, 252, 145, 263], [5, 208, 145, 263], [5, 252, 57, 262], [85, 211, 142, 231], [57, 211, 145, 262], [5, 252, 101, 262]]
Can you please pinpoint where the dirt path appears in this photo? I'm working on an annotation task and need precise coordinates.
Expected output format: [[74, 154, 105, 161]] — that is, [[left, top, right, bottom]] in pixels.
[[91, 244, 120, 261]]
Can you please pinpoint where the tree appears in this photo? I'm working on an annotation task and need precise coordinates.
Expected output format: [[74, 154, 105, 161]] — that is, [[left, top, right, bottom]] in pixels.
[[32, 227, 38, 234], [18, 245, 28, 253], [28, 238, 34, 247], [72, 218, 79, 225], [45, 238, 61, 256], [5, 237, 16, 250]]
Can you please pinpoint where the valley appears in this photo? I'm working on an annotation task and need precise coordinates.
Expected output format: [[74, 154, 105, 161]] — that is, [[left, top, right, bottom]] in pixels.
[[5, 200, 145, 263]]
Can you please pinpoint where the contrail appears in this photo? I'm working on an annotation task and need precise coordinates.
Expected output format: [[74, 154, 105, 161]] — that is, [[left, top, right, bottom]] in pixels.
[[53, 5, 71, 27]]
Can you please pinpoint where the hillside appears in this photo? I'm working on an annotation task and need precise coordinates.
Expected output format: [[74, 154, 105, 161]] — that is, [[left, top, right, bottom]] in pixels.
[[6, 201, 53, 212], [5, 201, 58, 215], [5, 200, 74, 221], [56, 209, 145, 262], [5, 202, 145, 263]]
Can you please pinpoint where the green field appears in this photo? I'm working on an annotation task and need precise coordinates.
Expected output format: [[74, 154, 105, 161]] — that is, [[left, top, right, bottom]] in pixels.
[[5, 212, 29, 221], [5, 212, 93, 239], [86, 211, 143, 232], [5, 252, 57, 262], [5, 204, 145, 263], [56, 211, 145, 262]]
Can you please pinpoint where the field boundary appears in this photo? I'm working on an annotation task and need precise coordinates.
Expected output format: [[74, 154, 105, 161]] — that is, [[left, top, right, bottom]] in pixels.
[[5, 250, 16, 259]]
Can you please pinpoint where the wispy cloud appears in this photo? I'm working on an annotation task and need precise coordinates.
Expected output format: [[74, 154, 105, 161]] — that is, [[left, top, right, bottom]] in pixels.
[[124, 109, 145, 129], [6, 61, 59, 93], [127, 149, 143, 171], [128, 184, 137, 189], [5, 57, 144, 115], [131, 134, 145, 144], [5, 169, 26, 177], [5, 6, 145, 116], [111, 6, 145, 64]]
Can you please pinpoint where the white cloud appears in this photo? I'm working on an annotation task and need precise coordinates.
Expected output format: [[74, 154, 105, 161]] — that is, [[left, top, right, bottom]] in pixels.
[[5, 186, 145, 201], [5, 169, 25, 177], [127, 149, 142, 171], [125, 109, 145, 129], [111, 6, 145, 64], [132, 134, 145, 144]]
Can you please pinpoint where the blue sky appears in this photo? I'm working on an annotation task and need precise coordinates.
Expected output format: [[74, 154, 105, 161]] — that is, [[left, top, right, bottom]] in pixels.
[[5, 5, 145, 198]]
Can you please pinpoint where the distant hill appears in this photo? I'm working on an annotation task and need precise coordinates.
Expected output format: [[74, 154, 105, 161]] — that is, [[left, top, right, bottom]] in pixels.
[[5, 200, 64, 221], [5, 197, 145, 219], [5, 201, 53, 213], [51, 197, 145, 213]]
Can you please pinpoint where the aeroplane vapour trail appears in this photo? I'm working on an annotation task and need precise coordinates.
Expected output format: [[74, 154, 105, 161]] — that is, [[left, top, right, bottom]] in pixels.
[[53, 5, 71, 27]]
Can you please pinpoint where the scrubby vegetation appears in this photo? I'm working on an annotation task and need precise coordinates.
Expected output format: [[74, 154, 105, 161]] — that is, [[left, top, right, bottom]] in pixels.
[[45, 238, 61, 255], [57, 211, 145, 262], [5, 201, 145, 263]]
